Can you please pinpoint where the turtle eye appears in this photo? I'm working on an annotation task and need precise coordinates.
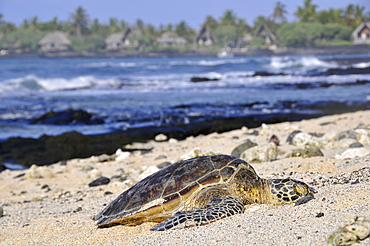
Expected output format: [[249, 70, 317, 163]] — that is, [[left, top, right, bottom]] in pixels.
[[293, 181, 314, 196]]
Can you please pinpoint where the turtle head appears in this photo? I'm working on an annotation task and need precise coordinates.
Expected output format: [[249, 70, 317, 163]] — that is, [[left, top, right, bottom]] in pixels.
[[269, 179, 316, 205]]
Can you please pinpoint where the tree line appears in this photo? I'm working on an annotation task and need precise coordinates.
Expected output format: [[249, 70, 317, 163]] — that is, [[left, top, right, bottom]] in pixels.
[[0, 0, 369, 53]]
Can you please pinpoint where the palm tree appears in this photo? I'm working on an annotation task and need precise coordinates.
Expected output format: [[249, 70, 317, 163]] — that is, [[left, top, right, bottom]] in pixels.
[[70, 6, 89, 38], [0, 21, 15, 34], [316, 9, 343, 24], [235, 18, 250, 48], [344, 4, 355, 26], [135, 19, 144, 32], [220, 10, 237, 26], [165, 24, 173, 32], [295, 0, 317, 22], [120, 20, 127, 32], [30, 16, 39, 29], [175, 21, 187, 36], [328, 8, 343, 24], [20, 19, 30, 29], [175, 20, 195, 41], [271, 2, 288, 23], [90, 19, 100, 33], [353, 5, 366, 27], [202, 15, 218, 31], [108, 18, 119, 33]]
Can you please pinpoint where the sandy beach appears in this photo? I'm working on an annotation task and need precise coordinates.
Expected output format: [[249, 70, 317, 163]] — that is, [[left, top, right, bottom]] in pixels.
[[1, 110, 370, 246]]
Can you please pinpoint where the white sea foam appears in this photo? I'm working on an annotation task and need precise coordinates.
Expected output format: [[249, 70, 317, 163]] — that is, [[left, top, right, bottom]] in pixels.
[[0, 75, 122, 93], [81, 62, 139, 68], [268, 56, 338, 72], [169, 58, 249, 66], [352, 62, 370, 68]]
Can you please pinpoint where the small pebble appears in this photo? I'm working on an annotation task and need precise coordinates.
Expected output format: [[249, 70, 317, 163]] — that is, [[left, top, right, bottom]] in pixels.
[[157, 161, 172, 169], [155, 133, 167, 142], [104, 191, 113, 196], [88, 177, 110, 187], [0, 206, 3, 217], [98, 154, 115, 162], [13, 173, 25, 179], [87, 169, 102, 179], [316, 212, 324, 218], [349, 142, 364, 148], [155, 155, 167, 160]]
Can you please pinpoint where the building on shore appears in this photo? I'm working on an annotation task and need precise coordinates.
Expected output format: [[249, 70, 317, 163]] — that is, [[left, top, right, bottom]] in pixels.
[[38, 31, 72, 52], [195, 26, 213, 47], [157, 32, 187, 47], [352, 22, 370, 44], [105, 27, 139, 51], [254, 23, 276, 45]]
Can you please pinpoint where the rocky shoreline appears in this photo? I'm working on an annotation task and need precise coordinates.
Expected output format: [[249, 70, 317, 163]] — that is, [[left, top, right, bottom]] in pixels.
[[2, 100, 370, 168], [1, 110, 370, 245]]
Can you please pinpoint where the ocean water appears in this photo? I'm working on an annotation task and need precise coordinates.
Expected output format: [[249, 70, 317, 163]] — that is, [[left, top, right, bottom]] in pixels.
[[0, 54, 370, 140]]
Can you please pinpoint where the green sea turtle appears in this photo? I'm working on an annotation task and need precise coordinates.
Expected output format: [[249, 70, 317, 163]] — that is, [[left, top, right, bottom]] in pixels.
[[95, 155, 315, 231]]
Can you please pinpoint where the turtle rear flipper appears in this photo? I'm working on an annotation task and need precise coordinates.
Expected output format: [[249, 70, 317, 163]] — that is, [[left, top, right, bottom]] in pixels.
[[150, 196, 245, 231]]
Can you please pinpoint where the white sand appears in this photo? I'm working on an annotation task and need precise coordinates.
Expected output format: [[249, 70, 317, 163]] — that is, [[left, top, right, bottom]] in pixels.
[[1, 110, 370, 246]]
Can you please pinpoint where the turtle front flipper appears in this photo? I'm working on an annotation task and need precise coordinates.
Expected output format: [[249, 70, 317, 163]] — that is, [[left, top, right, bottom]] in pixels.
[[150, 196, 245, 231]]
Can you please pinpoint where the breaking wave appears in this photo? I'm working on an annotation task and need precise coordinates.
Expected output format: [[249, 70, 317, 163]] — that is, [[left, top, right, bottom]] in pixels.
[[268, 56, 339, 72], [0, 75, 122, 93]]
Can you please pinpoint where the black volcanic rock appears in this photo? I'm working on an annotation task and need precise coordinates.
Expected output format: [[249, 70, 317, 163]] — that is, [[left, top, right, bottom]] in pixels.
[[88, 177, 110, 187], [252, 71, 286, 76], [2, 100, 370, 168], [190, 77, 220, 82], [30, 109, 104, 125]]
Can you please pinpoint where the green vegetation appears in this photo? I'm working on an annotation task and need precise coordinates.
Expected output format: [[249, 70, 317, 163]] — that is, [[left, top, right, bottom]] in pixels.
[[0, 1, 369, 54]]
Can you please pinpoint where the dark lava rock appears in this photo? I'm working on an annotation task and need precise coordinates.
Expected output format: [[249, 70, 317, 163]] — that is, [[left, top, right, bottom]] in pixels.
[[104, 191, 113, 196], [349, 142, 364, 148], [252, 71, 286, 77], [13, 173, 25, 179], [157, 161, 172, 169], [0, 114, 323, 167], [269, 135, 280, 146], [5, 102, 370, 168], [338, 130, 358, 140], [230, 139, 257, 158], [286, 130, 302, 144], [190, 77, 220, 82], [325, 66, 370, 76], [30, 109, 104, 125], [315, 212, 324, 218], [88, 177, 110, 187]]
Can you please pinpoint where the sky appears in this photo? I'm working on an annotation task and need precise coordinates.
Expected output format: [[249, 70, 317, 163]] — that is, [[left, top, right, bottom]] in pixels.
[[1, 0, 370, 28]]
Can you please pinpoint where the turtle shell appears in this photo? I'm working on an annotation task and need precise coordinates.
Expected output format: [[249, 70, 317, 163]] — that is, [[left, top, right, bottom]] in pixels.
[[95, 155, 257, 227]]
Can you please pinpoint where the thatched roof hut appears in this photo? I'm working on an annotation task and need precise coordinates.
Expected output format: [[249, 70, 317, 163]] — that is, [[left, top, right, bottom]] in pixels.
[[352, 22, 370, 44], [38, 31, 72, 52], [157, 32, 187, 47], [105, 28, 139, 50], [254, 23, 276, 45], [195, 26, 213, 46]]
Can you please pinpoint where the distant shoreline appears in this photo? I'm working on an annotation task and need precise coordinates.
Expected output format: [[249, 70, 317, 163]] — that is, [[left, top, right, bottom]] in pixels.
[[1, 44, 369, 59]]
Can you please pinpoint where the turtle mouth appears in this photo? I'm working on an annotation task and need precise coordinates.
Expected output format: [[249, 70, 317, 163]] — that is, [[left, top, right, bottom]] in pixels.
[[309, 186, 318, 194], [294, 192, 315, 206]]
